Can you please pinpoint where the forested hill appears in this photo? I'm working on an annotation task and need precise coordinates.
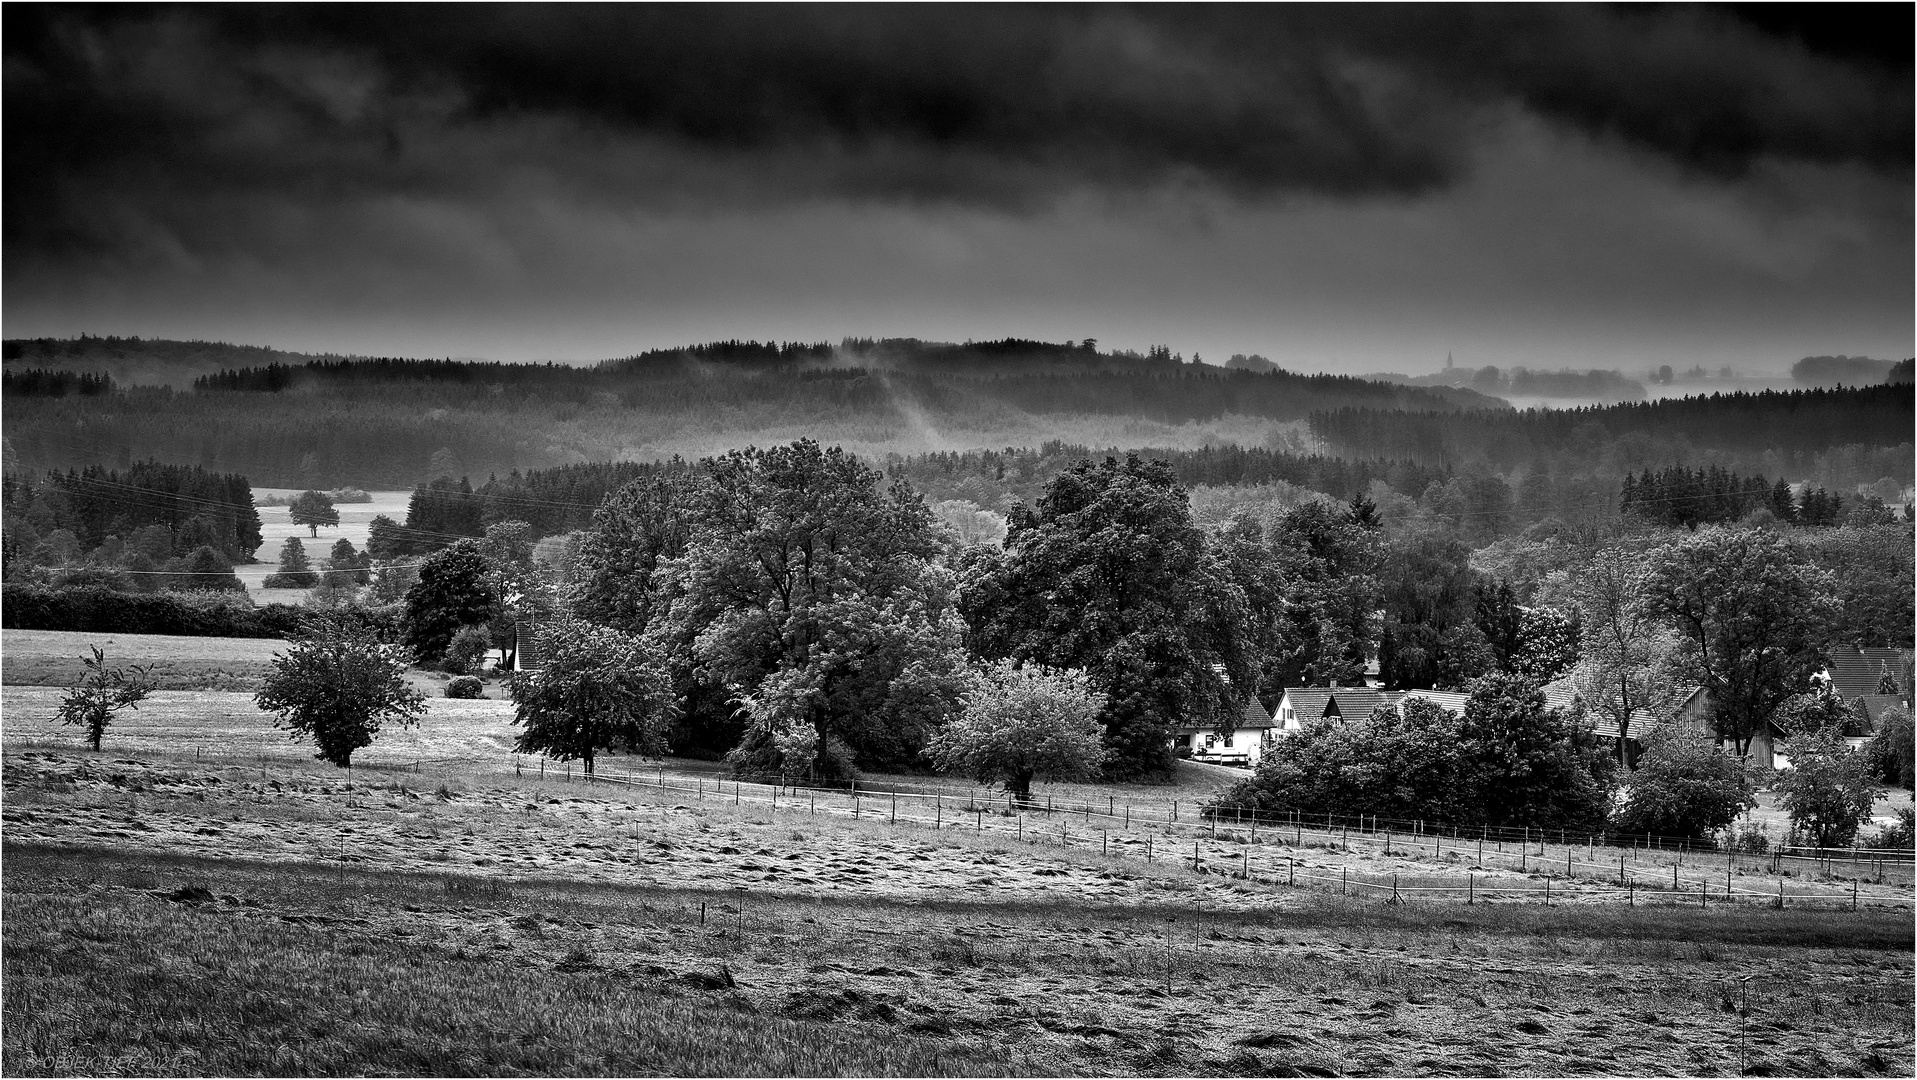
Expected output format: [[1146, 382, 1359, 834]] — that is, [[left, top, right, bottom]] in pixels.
[[1311, 385, 1913, 478], [4, 335, 1503, 486]]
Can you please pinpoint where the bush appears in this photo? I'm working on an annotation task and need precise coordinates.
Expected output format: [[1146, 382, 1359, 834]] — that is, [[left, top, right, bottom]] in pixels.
[[1610, 728, 1757, 841], [1729, 822, 1772, 855], [0, 584, 401, 640], [725, 725, 861, 783], [442, 625, 492, 675], [1865, 704, 1914, 789], [444, 676, 485, 699], [1862, 807, 1915, 850], [1206, 675, 1611, 832]]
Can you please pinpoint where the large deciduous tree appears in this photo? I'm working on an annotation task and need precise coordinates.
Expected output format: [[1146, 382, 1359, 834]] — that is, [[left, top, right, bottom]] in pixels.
[[255, 616, 426, 767], [1775, 710, 1884, 848], [288, 490, 339, 538], [1379, 521, 1488, 690], [1644, 527, 1837, 756], [1267, 499, 1381, 690], [926, 660, 1106, 806], [958, 454, 1251, 779], [657, 440, 964, 773], [1568, 545, 1690, 764], [403, 539, 499, 666], [1458, 672, 1612, 831], [510, 617, 674, 774]]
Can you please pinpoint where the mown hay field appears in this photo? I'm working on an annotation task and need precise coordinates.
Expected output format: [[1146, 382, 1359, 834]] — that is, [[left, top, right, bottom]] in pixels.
[[2, 629, 290, 691], [4, 749, 1912, 1077]]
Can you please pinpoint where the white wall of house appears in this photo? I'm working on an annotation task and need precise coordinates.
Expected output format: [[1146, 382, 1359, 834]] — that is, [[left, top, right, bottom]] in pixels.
[[1186, 726, 1275, 767]]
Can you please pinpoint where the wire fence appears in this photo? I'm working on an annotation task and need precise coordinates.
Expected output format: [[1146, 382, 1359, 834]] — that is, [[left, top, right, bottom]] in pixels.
[[12, 735, 1911, 909], [553, 760, 1915, 910]]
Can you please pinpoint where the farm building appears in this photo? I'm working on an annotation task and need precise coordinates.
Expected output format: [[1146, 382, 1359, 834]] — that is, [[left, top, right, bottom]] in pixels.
[[1169, 698, 1279, 767]]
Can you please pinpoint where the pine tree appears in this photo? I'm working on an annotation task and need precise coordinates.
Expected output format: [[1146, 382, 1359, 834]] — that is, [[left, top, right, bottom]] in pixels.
[[264, 537, 319, 588]]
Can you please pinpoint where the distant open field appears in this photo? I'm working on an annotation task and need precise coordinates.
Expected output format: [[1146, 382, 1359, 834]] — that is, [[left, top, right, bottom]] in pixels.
[[242, 489, 411, 603], [0, 629, 464, 696], [4, 748, 1912, 1077]]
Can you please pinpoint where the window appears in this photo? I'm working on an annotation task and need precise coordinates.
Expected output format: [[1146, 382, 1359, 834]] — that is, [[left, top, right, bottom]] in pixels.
[[1223, 734, 1234, 748], [1204, 734, 1216, 748]]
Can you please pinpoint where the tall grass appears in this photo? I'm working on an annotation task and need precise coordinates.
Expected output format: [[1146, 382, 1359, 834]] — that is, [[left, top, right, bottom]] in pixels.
[[3, 872, 1007, 1076]]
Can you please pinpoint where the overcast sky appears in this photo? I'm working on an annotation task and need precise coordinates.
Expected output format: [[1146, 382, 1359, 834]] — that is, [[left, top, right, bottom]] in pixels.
[[5, 4, 1910, 374]]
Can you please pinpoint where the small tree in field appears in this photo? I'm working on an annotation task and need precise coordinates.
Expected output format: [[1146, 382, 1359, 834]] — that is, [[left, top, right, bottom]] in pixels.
[[254, 616, 427, 767], [511, 618, 674, 774], [1776, 719, 1883, 849], [289, 490, 340, 538], [58, 646, 156, 751], [264, 537, 319, 588], [926, 660, 1106, 806], [1610, 726, 1756, 841]]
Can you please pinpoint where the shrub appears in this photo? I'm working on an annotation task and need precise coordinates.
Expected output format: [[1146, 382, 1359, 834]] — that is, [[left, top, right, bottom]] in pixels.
[[56, 646, 156, 752], [1729, 822, 1771, 854], [445, 676, 485, 699], [442, 625, 492, 675], [1865, 704, 1914, 789], [1862, 807, 1915, 850], [0, 584, 399, 639], [1207, 675, 1611, 831], [726, 725, 861, 783], [1610, 727, 1757, 841]]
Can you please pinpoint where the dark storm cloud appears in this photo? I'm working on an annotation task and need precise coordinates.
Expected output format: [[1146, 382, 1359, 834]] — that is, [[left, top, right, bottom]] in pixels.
[[5, 3, 1909, 253]]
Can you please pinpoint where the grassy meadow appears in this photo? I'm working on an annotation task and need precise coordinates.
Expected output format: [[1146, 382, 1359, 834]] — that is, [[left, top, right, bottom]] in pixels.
[[3, 629, 1913, 1076], [3, 747, 1912, 1078]]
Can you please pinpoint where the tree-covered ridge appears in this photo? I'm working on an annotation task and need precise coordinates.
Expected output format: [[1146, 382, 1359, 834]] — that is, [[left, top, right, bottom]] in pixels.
[[2, 462, 262, 565], [886, 442, 1451, 506], [1311, 385, 1913, 470], [1, 369, 114, 397]]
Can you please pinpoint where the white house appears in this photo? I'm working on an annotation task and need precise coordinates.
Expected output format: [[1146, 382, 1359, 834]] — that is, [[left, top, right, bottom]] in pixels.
[[1170, 698, 1279, 768]]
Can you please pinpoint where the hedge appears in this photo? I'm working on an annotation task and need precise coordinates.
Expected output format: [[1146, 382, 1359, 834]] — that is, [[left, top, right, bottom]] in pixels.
[[0, 585, 400, 640]]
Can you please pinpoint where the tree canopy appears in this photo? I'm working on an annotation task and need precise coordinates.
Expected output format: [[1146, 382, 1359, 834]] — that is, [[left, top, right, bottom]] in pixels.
[[959, 454, 1250, 779], [925, 660, 1105, 804], [288, 489, 339, 537], [510, 617, 674, 773], [1644, 528, 1837, 755], [254, 616, 426, 767]]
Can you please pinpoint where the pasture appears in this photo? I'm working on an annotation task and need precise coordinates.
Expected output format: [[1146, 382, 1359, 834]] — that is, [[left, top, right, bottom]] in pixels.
[[4, 632, 1913, 1076], [4, 748, 1912, 1077], [0, 629, 468, 697]]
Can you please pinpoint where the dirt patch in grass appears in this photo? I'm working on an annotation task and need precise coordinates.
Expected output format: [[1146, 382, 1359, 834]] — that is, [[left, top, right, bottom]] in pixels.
[[3, 749, 1913, 1077]]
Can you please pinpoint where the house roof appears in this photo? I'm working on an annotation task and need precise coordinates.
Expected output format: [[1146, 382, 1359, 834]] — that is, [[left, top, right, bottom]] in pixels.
[[1280, 688, 1389, 726], [1240, 697, 1275, 729], [1856, 695, 1907, 733], [1826, 647, 1909, 701], [1167, 697, 1276, 739], [1539, 678, 1679, 742], [1392, 689, 1470, 715]]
